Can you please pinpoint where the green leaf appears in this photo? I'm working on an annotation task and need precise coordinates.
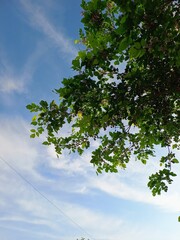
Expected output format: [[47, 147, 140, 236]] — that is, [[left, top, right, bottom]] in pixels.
[[172, 158, 179, 164], [78, 51, 86, 59], [72, 58, 80, 70], [119, 37, 130, 52], [134, 42, 141, 49], [30, 134, 36, 138], [74, 39, 79, 44], [114, 60, 119, 65], [31, 121, 37, 126], [32, 115, 37, 122], [43, 141, 50, 145], [26, 103, 39, 112], [129, 47, 140, 58], [92, 59, 99, 65], [141, 159, 147, 164], [120, 15, 127, 24], [141, 38, 146, 47], [30, 129, 36, 133], [40, 100, 48, 108], [26, 104, 32, 110], [172, 144, 177, 149]]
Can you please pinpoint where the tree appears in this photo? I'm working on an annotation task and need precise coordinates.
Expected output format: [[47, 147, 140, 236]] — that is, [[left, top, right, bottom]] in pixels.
[[27, 0, 180, 196]]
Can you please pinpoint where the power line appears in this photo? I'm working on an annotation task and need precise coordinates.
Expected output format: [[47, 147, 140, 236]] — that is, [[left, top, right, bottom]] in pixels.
[[0, 155, 96, 240]]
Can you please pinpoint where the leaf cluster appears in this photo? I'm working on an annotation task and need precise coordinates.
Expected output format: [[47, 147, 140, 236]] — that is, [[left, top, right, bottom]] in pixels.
[[27, 0, 180, 196]]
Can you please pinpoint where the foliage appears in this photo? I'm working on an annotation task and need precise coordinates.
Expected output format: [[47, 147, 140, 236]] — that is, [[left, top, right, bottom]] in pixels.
[[27, 0, 180, 196]]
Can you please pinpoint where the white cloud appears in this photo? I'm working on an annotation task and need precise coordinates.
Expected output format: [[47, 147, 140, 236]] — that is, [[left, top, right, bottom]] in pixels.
[[0, 76, 24, 93], [0, 216, 54, 229], [88, 162, 180, 213], [0, 42, 46, 94], [0, 224, 61, 240], [0, 49, 23, 94], [0, 116, 123, 239], [0, 116, 39, 172], [47, 147, 92, 175], [64, 203, 124, 239], [0, 115, 180, 240], [0, 116, 142, 240], [48, 137, 180, 213], [20, 0, 77, 58], [46, 139, 180, 214], [44, 127, 180, 213]]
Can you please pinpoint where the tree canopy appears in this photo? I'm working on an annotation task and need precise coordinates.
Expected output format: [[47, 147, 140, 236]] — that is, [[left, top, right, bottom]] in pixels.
[[27, 0, 180, 196]]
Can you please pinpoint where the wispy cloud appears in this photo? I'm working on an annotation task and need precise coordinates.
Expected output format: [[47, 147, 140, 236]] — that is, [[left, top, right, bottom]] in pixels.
[[1, 115, 180, 240], [88, 162, 180, 213], [0, 49, 23, 93], [0, 43, 46, 94], [0, 116, 143, 240], [20, 0, 77, 58], [0, 0, 77, 96], [47, 142, 180, 214], [0, 75, 24, 93], [0, 116, 39, 171], [0, 116, 122, 239]]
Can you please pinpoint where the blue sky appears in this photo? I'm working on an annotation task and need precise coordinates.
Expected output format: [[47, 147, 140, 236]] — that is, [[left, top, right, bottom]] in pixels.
[[0, 1, 180, 240]]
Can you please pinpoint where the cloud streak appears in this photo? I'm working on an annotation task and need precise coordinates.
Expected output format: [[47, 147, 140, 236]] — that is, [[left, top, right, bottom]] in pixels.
[[0, 115, 180, 240], [0, 116, 124, 239], [47, 142, 180, 214], [0, 42, 46, 94], [91, 173, 180, 212], [0, 49, 24, 94], [20, 0, 77, 58]]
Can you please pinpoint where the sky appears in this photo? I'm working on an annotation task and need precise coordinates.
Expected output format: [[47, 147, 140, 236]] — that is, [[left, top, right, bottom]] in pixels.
[[0, 1, 180, 240]]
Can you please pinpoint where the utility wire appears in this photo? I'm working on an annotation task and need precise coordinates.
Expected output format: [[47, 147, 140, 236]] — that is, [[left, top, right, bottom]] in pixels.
[[0, 156, 96, 240]]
